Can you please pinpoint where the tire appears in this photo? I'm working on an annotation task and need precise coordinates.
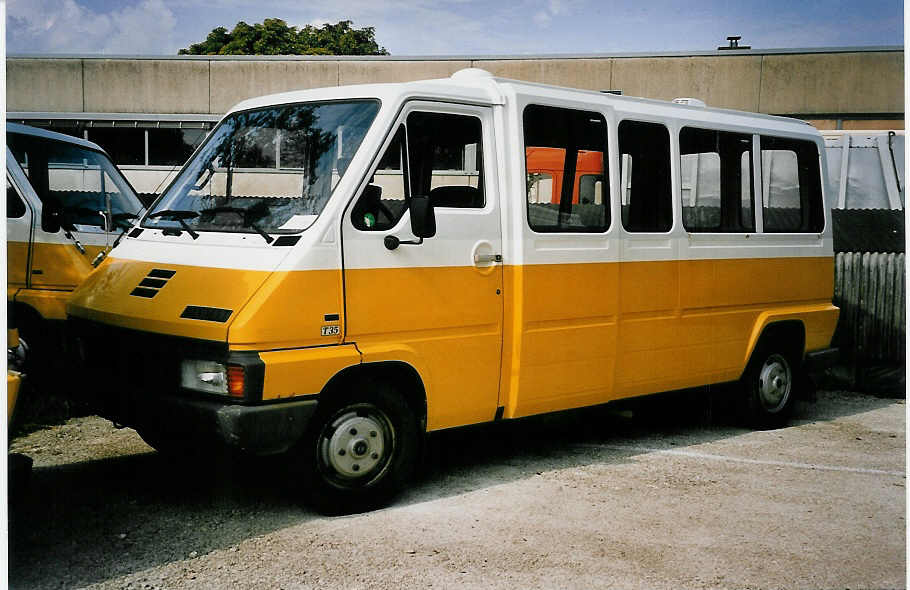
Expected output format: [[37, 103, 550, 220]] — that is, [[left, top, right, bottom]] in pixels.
[[742, 342, 798, 429], [299, 382, 420, 514]]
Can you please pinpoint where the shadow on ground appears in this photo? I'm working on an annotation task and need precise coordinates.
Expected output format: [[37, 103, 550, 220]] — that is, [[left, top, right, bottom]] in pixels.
[[8, 389, 898, 589]]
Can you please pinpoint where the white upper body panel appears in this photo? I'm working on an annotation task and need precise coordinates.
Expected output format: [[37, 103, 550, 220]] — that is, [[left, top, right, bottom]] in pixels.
[[112, 69, 831, 273]]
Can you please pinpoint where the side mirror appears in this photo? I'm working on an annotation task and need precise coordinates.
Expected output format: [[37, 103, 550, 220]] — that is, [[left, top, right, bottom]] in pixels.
[[409, 194, 436, 239], [43, 208, 61, 233]]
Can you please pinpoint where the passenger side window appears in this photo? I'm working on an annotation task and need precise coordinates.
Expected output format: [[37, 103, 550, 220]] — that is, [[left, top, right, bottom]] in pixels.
[[679, 127, 755, 232], [7, 177, 26, 219], [524, 105, 609, 233], [760, 136, 824, 232], [619, 120, 671, 232], [352, 111, 484, 231]]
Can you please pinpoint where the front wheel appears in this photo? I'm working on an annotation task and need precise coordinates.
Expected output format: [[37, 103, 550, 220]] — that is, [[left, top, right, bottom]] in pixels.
[[299, 383, 419, 514], [742, 346, 797, 429]]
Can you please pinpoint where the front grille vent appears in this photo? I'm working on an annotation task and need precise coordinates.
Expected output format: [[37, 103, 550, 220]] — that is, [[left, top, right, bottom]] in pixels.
[[273, 235, 301, 247], [129, 268, 176, 299], [180, 305, 233, 323]]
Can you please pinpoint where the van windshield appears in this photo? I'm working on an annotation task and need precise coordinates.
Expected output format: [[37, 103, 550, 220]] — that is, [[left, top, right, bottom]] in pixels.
[[145, 100, 380, 235], [7, 132, 144, 230]]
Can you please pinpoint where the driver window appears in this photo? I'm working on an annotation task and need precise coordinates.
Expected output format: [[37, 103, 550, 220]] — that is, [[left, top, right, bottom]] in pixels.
[[351, 110, 485, 232]]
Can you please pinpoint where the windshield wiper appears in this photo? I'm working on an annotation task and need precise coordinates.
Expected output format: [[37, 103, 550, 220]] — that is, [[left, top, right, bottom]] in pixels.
[[53, 206, 104, 254], [148, 209, 200, 240], [199, 202, 274, 244]]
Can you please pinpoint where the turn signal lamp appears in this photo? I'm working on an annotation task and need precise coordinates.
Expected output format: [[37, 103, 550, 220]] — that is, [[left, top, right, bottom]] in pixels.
[[226, 365, 245, 398]]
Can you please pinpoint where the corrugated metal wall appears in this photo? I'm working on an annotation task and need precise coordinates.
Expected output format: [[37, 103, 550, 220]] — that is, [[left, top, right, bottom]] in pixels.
[[833, 252, 905, 377]]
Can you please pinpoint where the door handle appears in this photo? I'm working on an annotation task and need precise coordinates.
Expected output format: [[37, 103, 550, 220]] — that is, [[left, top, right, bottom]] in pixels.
[[473, 253, 502, 264]]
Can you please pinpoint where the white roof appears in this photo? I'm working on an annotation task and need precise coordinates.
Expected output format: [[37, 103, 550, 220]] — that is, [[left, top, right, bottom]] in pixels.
[[225, 68, 816, 138]]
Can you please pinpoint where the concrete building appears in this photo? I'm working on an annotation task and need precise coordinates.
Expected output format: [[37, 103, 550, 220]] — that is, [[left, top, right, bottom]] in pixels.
[[7, 46, 904, 194]]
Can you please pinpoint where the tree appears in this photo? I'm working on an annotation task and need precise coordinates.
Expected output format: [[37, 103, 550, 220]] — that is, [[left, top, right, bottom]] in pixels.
[[178, 19, 389, 56]]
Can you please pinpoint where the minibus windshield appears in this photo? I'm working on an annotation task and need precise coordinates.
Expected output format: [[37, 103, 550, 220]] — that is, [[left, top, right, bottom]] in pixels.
[[144, 100, 380, 237]]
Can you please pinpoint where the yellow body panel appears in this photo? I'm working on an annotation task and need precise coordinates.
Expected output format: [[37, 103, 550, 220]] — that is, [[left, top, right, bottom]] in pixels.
[[260, 344, 360, 400], [14, 289, 71, 321], [345, 265, 503, 431], [503, 256, 837, 419], [502, 262, 619, 418], [29, 242, 104, 290], [7, 240, 106, 322], [229, 269, 344, 351], [67, 257, 272, 341], [7, 240, 30, 292]]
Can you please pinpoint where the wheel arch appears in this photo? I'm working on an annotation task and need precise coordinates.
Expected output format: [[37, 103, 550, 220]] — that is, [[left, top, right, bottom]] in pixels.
[[741, 319, 806, 379], [318, 360, 428, 432]]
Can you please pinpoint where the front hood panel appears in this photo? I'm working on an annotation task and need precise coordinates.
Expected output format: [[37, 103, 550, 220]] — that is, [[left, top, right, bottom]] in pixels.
[[67, 257, 272, 342]]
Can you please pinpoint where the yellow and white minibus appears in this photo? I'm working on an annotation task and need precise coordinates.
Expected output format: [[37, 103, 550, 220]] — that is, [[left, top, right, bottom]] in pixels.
[[7, 123, 145, 380], [67, 69, 839, 511]]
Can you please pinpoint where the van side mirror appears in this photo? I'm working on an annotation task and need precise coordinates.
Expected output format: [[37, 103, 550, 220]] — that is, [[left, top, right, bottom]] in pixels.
[[409, 194, 436, 239], [43, 208, 61, 233], [383, 195, 436, 251]]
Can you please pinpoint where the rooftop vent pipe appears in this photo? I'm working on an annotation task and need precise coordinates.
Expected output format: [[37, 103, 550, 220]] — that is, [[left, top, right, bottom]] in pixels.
[[719, 35, 751, 50]]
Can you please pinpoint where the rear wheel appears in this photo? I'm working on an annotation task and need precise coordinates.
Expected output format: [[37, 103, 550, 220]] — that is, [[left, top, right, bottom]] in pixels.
[[300, 382, 419, 514], [742, 344, 798, 429]]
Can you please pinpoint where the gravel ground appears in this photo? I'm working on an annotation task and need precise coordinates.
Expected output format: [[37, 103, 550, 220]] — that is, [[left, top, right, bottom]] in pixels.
[[7, 390, 906, 589]]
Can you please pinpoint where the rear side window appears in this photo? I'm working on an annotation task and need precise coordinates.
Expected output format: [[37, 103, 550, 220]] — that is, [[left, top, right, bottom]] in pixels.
[[619, 120, 672, 232], [760, 136, 824, 232], [523, 105, 609, 233], [680, 127, 755, 232]]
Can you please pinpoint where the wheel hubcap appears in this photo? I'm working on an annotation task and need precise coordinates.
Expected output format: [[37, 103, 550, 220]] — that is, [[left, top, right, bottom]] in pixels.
[[320, 409, 390, 481], [758, 354, 792, 412]]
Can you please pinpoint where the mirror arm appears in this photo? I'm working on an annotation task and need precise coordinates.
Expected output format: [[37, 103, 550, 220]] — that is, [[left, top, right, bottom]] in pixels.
[[384, 235, 424, 251]]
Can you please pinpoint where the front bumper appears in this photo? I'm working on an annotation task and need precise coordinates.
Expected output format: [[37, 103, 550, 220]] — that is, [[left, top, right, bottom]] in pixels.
[[67, 317, 317, 454], [134, 393, 318, 455]]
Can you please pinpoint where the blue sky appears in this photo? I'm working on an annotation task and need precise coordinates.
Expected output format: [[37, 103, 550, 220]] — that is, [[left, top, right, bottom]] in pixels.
[[6, 0, 905, 56]]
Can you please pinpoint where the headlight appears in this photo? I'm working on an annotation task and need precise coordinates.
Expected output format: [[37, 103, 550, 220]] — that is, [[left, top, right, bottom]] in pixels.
[[181, 360, 228, 395], [180, 359, 246, 398]]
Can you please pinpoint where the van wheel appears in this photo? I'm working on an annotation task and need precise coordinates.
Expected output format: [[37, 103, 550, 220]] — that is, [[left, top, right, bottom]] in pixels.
[[742, 344, 797, 429], [300, 383, 419, 514]]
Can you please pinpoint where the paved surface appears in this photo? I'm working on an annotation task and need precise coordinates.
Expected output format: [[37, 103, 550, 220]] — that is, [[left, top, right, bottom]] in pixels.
[[8, 390, 906, 589]]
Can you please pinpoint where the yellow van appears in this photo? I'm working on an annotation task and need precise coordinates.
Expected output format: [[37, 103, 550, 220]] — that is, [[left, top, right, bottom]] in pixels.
[[7, 123, 145, 380], [66, 69, 839, 511]]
